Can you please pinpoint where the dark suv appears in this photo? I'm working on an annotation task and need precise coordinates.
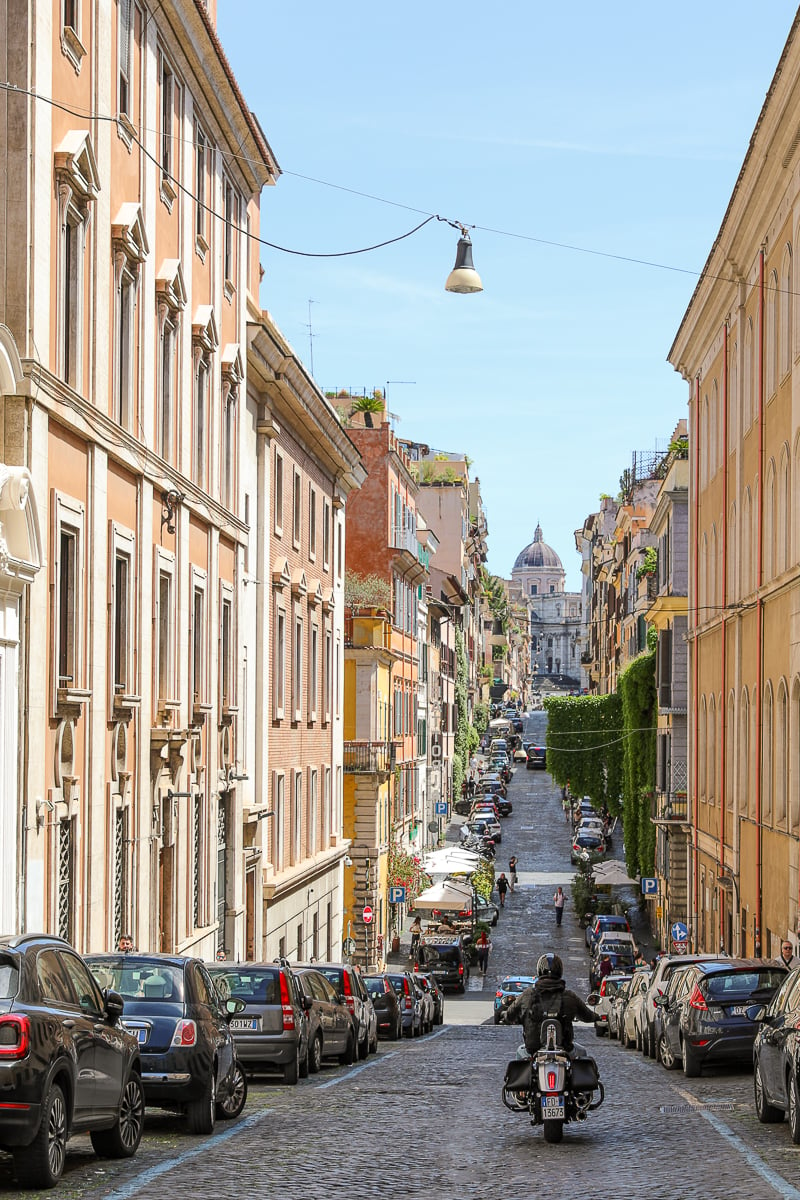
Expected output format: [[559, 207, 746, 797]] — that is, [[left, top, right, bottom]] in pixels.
[[300, 963, 377, 1059], [0, 933, 144, 1189]]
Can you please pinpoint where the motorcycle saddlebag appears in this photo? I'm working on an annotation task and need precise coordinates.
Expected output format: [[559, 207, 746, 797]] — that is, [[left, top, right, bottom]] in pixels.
[[570, 1056, 600, 1091], [504, 1059, 533, 1091]]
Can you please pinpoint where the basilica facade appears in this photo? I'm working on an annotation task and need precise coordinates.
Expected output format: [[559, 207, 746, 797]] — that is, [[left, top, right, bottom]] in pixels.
[[511, 526, 583, 688]]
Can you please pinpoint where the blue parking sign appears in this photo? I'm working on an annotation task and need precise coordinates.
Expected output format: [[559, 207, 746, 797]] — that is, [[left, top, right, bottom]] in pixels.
[[389, 886, 406, 904], [434, 802, 448, 816], [641, 877, 659, 897]]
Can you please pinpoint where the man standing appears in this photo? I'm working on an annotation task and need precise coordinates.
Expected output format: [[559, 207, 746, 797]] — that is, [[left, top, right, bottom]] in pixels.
[[553, 886, 566, 926], [497, 873, 509, 908]]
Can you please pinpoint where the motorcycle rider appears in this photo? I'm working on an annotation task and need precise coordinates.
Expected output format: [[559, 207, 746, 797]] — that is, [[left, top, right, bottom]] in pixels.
[[503, 952, 598, 1054]]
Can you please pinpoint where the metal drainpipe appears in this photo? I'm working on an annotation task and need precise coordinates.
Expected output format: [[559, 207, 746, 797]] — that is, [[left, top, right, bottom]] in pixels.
[[692, 373, 701, 951], [755, 248, 765, 956], [720, 321, 729, 952]]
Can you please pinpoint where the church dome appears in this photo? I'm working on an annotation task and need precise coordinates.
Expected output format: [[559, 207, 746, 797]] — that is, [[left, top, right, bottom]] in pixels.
[[513, 524, 563, 571]]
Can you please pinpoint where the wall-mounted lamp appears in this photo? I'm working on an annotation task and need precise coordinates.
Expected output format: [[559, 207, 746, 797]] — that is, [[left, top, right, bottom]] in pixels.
[[160, 489, 185, 535], [253, 809, 275, 821], [225, 767, 250, 787], [35, 795, 55, 830], [166, 789, 192, 801]]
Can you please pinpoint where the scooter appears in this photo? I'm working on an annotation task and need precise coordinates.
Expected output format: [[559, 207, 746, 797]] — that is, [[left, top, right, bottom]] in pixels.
[[501, 1012, 604, 1143]]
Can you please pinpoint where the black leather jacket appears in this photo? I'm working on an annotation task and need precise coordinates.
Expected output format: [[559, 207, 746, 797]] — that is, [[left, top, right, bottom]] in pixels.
[[505, 977, 597, 1052]]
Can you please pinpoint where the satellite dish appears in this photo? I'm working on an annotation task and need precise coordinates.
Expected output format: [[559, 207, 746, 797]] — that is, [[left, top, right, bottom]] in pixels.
[[427, 820, 439, 833]]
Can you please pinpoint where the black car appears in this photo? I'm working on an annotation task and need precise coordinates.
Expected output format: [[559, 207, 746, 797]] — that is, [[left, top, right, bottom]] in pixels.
[[299, 963, 377, 1059], [86, 953, 246, 1135], [293, 968, 358, 1066], [752, 965, 800, 1139], [206, 962, 308, 1084], [0, 934, 144, 1189], [363, 974, 403, 1039], [526, 744, 546, 769], [413, 970, 445, 1024], [658, 958, 786, 1077]]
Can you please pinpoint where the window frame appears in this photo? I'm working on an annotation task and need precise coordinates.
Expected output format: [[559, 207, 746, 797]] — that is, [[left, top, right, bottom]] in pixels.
[[154, 547, 177, 710], [274, 450, 284, 537], [159, 53, 178, 207], [219, 582, 236, 714], [51, 492, 87, 715], [292, 468, 302, 549], [273, 601, 286, 720], [109, 522, 137, 711], [190, 571, 208, 714], [292, 611, 303, 722]]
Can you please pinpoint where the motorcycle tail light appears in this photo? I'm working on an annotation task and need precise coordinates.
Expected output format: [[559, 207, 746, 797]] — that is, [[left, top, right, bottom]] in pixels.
[[0, 1015, 30, 1060], [171, 1019, 197, 1047], [547, 1070, 557, 1090], [688, 985, 708, 1011]]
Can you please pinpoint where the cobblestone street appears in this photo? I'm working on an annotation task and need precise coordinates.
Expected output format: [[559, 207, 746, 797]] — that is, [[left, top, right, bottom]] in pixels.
[[7, 762, 800, 1200]]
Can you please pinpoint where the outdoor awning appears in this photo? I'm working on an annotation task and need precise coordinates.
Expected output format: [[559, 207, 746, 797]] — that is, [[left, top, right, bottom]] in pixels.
[[592, 859, 638, 887], [412, 880, 474, 912], [422, 849, 480, 874]]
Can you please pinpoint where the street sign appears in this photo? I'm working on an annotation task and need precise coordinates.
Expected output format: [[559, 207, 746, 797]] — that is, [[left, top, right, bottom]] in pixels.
[[656, 906, 663, 920], [388, 886, 406, 904], [362, 905, 373, 924], [342, 937, 356, 955], [434, 801, 448, 816], [671, 940, 688, 955], [641, 877, 659, 897], [671, 921, 688, 943]]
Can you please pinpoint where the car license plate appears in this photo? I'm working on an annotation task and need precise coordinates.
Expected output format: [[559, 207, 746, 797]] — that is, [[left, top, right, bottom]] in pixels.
[[541, 1095, 564, 1119], [131, 1026, 148, 1044], [730, 1005, 748, 1016], [230, 1018, 260, 1031]]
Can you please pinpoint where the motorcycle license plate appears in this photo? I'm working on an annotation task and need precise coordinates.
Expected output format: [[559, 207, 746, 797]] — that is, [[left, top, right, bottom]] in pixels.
[[541, 1095, 565, 1119]]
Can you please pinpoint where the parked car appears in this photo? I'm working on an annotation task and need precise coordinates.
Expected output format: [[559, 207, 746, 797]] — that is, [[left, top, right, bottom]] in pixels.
[[86, 952, 245, 1136], [619, 968, 652, 1049], [293, 968, 358, 1066], [363, 975, 403, 1040], [414, 981, 435, 1033], [607, 977, 631, 1040], [526, 744, 546, 769], [413, 971, 445, 1025], [461, 817, 502, 845], [639, 953, 725, 1058], [571, 831, 605, 864], [594, 930, 638, 957], [589, 945, 636, 989], [585, 913, 632, 952], [657, 958, 787, 1076], [417, 934, 471, 993], [590, 973, 632, 1037], [493, 975, 535, 1024], [751, 965, 800, 1139], [301, 963, 377, 1059], [384, 971, 424, 1036], [206, 961, 308, 1084], [0, 934, 145, 1190]]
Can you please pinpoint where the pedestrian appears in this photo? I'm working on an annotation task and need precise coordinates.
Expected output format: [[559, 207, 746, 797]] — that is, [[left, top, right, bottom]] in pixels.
[[497, 873, 509, 907], [467, 775, 476, 798], [634, 950, 646, 968], [216, 947, 229, 961], [553, 886, 566, 926], [562, 795, 571, 822], [777, 938, 800, 969], [509, 856, 518, 892], [475, 929, 492, 974], [118, 934, 133, 953], [598, 953, 613, 980], [409, 915, 423, 960]]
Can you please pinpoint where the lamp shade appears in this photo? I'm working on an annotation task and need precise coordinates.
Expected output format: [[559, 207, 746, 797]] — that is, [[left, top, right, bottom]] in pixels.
[[445, 234, 483, 294]]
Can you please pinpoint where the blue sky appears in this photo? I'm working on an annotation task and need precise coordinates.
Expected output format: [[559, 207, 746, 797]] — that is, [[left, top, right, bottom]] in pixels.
[[218, 2, 798, 590]]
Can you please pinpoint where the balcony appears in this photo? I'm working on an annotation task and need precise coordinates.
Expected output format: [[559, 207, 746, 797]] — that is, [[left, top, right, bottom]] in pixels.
[[343, 741, 393, 774], [391, 524, 419, 555], [651, 792, 690, 827]]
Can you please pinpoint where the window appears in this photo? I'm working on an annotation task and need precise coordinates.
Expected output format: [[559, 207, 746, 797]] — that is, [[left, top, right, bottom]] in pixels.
[[58, 528, 77, 691], [322, 500, 331, 569], [763, 684, 774, 824], [221, 388, 237, 510], [274, 451, 284, 535], [743, 319, 753, 430], [118, 0, 132, 116], [729, 342, 738, 452], [309, 487, 317, 559], [777, 681, 789, 827], [308, 768, 318, 854], [293, 771, 302, 863], [781, 246, 793, 379], [725, 691, 735, 812], [156, 261, 185, 461], [159, 315, 176, 458], [156, 564, 174, 702], [309, 622, 319, 721], [337, 519, 343, 580], [324, 628, 332, 722], [274, 606, 286, 719], [335, 636, 341, 717], [191, 582, 206, 707], [195, 126, 208, 247], [61, 0, 86, 70], [791, 679, 800, 833], [292, 469, 302, 547], [191, 305, 218, 490], [64, 0, 78, 30], [220, 592, 234, 710], [293, 615, 303, 721], [273, 774, 285, 871], [766, 270, 778, 398], [114, 257, 137, 427], [52, 493, 85, 710], [194, 357, 208, 487], [110, 527, 135, 702], [322, 766, 331, 847], [224, 180, 239, 286], [160, 58, 176, 197]]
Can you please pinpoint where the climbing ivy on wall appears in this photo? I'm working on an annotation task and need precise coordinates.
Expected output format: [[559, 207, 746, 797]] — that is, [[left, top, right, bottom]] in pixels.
[[618, 649, 657, 877], [544, 694, 623, 813]]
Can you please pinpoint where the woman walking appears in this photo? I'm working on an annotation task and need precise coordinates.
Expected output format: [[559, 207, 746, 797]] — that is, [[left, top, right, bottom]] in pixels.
[[553, 886, 566, 926], [475, 929, 492, 975]]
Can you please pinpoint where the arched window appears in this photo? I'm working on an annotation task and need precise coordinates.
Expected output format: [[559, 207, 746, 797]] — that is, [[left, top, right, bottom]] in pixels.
[[725, 690, 736, 813], [739, 688, 749, 818], [766, 269, 778, 398], [791, 677, 800, 833], [762, 682, 773, 825], [729, 342, 738, 453], [699, 697, 707, 803], [742, 488, 752, 595], [781, 245, 793, 379], [712, 379, 721, 475], [743, 318, 753, 430], [779, 445, 790, 575], [700, 533, 708, 615], [764, 460, 776, 581], [777, 680, 789, 827], [727, 503, 737, 603], [752, 480, 759, 590], [710, 525, 717, 615], [750, 686, 758, 818], [708, 695, 717, 806]]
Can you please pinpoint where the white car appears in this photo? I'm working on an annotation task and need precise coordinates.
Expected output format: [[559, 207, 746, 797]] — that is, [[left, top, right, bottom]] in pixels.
[[594, 930, 638, 956]]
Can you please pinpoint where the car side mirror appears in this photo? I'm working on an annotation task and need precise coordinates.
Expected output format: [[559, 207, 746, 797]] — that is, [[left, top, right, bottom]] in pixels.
[[226, 996, 246, 1019], [586, 994, 599, 1006], [302, 995, 312, 1012], [104, 988, 125, 1024], [746, 1003, 767, 1023]]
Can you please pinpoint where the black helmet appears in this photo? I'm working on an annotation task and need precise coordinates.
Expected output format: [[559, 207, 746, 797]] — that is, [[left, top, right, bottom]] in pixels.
[[536, 953, 563, 980]]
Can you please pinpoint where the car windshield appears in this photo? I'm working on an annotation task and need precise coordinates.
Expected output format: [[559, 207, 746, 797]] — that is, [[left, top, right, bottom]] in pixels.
[[0, 958, 19, 999], [207, 966, 281, 1004], [705, 968, 787, 1001], [88, 959, 184, 1003]]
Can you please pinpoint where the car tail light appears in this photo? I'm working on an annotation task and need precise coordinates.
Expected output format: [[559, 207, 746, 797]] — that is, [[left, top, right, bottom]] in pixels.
[[547, 1070, 557, 1090], [341, 971, 356, 1017], [171, 1019, 197, 1047], [495, 990, 503, 998], [0, 1015, 30, 1060], [458, 964, 464, 976], [279, 971, 295, 1030], [689, 985, 708, 1012], [599, 980, 607, 997]]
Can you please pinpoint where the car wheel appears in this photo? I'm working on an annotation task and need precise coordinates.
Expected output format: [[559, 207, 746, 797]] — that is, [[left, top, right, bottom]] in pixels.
[[681, 1041, 701, 1078], [308, 1033, 323, 1074], [13, 1081, 68, 1189], [392, 1017, 403, 1040], [339, 1031, 356, 1066], [299, 1040, 309, 1079], [413, 1018, 422, 1038], [369, 1028, 378, 1054], [789, 1071, 800, 1143], [594, 1022, 607, 1038], [187, 1068, 217, 1135], [358, 1030, 369, 1060], [437, 1008, 444, 1026], [658, 1035, 678, 1071], [493, 1011, 502, 1025], [754, 1062, 784, 1123], [282, 1048, 300, 1085], [635, 1026, 643, 1053], [216, 1061, 248, 1120], [91, 1072, 145, 1157], [402, 1020, 413, 1038]]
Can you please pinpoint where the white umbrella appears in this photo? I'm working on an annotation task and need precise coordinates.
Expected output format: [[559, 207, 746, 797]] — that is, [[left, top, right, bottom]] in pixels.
[[423, 848, 480, 873], [592, 859, 638, 887], [412, 880, 474, 912]]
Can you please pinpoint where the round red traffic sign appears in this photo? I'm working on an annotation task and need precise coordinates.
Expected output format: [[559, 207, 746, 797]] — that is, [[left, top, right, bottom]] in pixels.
[[362, 905, 373, 924]]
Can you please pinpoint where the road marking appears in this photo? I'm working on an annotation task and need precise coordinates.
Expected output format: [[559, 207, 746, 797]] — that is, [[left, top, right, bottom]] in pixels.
[[672, 1083, 800, 1199]]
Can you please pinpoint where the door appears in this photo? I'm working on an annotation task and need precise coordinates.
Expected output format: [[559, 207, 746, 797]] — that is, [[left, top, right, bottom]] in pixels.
[[245, 868, 256, 961], [194, 964, 235, 1088], [760, 974, 800, 1101], [61, 952, 125, 1114], [36, 950, 97, 1118]]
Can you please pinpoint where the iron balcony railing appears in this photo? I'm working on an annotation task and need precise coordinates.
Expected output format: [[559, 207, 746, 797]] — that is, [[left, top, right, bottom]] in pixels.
[[651, 792, 689, 825], [391, 524, 419, 555], [343, 741, 394, 774]]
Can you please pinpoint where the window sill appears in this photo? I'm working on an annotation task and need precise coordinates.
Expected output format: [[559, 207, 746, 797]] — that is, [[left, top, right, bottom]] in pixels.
[[61, 25, 87, 74], [220, 704, 238, 727], [224, 279, 236, 304], [195, 232, 209, 262], [160, 175, 178, 212], [56, 686, 92, 717], [191, 700, 213, 727], [113, 692, 141, 719], [117, 112, 137, 150]]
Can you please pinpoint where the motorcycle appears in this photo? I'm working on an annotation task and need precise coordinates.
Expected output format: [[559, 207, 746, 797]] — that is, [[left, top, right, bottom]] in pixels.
[[501, 1010, 604, 1143]]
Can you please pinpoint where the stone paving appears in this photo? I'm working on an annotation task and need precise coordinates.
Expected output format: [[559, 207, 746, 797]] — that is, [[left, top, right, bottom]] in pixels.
[[6, 751, 800, 1198]]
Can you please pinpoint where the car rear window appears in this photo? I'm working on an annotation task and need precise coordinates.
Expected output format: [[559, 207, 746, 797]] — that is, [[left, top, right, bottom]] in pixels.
[[705, 969, 786, 1001], [88, 960, 184, 1003], [364, 977, 387, 997], [208, 967, 281, 1005], [0, 958, 18, 999], [502, 979, 531, 994], [420, 946, 460, 967]]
